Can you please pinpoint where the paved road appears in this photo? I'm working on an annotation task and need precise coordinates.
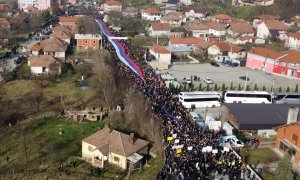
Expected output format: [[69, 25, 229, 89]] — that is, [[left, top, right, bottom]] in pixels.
[[169, 63, 300, 92]]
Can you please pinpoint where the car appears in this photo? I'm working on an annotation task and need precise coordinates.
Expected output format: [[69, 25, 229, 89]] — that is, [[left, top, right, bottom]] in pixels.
[[223, 60, 232, 67], [210, 61, 219, 67], [204, 77, 214, 84], [239, 76, 250, 81], [231, 62, 239, 67]]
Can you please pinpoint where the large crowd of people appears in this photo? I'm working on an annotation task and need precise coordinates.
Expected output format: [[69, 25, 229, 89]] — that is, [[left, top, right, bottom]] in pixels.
[[91, 13, 258, 180]]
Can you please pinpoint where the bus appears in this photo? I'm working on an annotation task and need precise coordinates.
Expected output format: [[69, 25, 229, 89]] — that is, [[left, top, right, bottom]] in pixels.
[[179, 91, 221, 108], [223, 91, 272, 104], [274, 93, 300, 104]]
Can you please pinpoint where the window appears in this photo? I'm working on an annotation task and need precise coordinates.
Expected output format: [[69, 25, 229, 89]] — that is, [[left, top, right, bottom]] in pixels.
[[86, 41, 88, 43], [88, 146, 93, 151], [292, 134, 298, 145], [114, 156, 120, 162], [94, 41, 96, 44]]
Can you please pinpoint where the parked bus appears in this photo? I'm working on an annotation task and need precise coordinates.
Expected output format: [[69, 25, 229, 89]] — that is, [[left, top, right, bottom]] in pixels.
[[274, 93, 300, 104], [179, 91, 221, 108], [223, 91, 272, 104]]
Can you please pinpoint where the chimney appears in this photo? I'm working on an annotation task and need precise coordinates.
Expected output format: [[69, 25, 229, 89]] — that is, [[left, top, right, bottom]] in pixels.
[[129, 133, 135, 144], [287, 107, 299, 124]]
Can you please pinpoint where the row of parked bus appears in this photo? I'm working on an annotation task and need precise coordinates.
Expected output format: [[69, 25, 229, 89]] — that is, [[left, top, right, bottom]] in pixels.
[[178, 91, 300, 108]]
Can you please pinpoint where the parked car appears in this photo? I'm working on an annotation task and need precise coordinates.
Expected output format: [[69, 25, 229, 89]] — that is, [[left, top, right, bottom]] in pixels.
[[210, 61, 220, 67], [204, 77, 214, 84], [231, 62, 239, 67], [223, 60, 232, 67], [239, 76, 250, 81], [182, 77, 192, 84]]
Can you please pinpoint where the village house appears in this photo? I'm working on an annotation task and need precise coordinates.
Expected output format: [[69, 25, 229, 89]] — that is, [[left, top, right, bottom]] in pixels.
[[275, 107, 300, 168], [246, 47, 300, 78], [30, 37, 68, 58], [184, 7, 208, 20], [0, 2, 13, 11], [141, 8, 161, 21], [227, 21, 254, 37], [285, 32, 300, 49], [82, 125, 149, 169], [23, 6, 40, 14], [148, 22, 171, 36], [18, 0, 53, 10], [30, 42, 44, 55], [207, 42, 246, 62], [0, 17, 11, 29], [256, 20, 289, 40], [184, 21, 209, 38], [149, 45, 172, 64], [59, 16, 79, 33], [205, 22, 226, 37], [227, 36, 265, 45], [65, 107, 104, 122], [180, 0, 192, 5], [102, 0, 122, 13], [252, 14, 275, 28], [74, 34, 102, 50], [122, 7, 139, 17], [52, 25, 72, 35], [168, 37, 203, 53], [160, 11, 186, 27], [50, 30, 72, 44], [211, 14, 232, 24], [192, 41, 214, 58], [28, 55, 61, 75]]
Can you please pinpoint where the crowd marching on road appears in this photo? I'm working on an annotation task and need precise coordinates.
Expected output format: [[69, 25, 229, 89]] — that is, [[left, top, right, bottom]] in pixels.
[[92, 12, 260, 180]]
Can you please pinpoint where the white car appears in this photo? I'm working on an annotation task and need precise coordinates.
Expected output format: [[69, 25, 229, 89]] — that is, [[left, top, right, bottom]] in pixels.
[[182, 78, 192, 84], [204, 77, 214, 84]]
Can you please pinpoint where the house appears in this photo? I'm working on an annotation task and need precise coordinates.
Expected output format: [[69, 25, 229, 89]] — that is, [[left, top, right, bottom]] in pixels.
[[226, 104, 300, 136], [30, 42, 45, 55], [246, 47, 300, 78], [255, 0, 274, 6], [82, 125, 149, 169], [23, 6, 40, 14], [184, 21, 209, 38], [28, 55, 61, 75], [180, 0, 191, 5], [141, 8, 161, 21], [227, 21, 254, 37], [43, 37, 68, 58], [207, 42, 246, 62], [185, 7, 208, 20], [74, 34, 102, 50], [18, 0, 53, 10], [50, 30, 72, 44], [0, 17, 11, 29], [0, 3, 13, 11], [168, 37, 203, 53], [192, 41, 214, 58], [102, 0, 122, 13], [252, 14, 275, 28], [52, 25, 72, 34], [285, 32, 300, 49], [256, 20, 289, 40], [205, 22, 226, 37], [227, 36, 265, 45], [148, 22, 171, 36], [122, 7, 139, 17], [211, 14, 232, 24], [275, 108, 300, 166], [149, 45, 172, 64], [59, 16, 79, 33], [160, 11, 186, 27], [167, 32, 185, 38], [65, 107, 104, 122]]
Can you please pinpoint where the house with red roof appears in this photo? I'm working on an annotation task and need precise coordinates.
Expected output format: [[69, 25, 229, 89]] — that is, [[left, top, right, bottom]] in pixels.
[[185, 7, 208, 20], [257, 20, 289, 40], [246, 47, 300, 78], [227, 21, 254, 37], [252, 14, 275, 28], [207, 42, 246, 62], [168, 37, 203, 52], [211, 14, 232, 24], [102, 0, 122, 13], [141, 8, 161, 21], [149, 45, 171, 64], [160, 11, 186, 27], [184, 21, 209, 38], [59, 16, 79, 33], [148, 22, 171, 36], [285, 32, 300, 49], [205, 22, 226, 37]]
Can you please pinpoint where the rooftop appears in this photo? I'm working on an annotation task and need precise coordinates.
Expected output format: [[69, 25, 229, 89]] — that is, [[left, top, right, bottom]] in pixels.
[[248, 47, 282, 59], [169, 37, 203, 45], [150, 45, 170, 54], [143, 8, 161, 15], [151, 22, 171, 31], [74, 34, 102, 40], [212, 14, 232, 21], [28, 55, 58, 67]]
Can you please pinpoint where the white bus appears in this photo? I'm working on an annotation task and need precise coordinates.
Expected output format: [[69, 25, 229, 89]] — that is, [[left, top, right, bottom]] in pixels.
[[274, 93, 300, 104], [223, 91, 272, 104], [179, 91, 221, 108]]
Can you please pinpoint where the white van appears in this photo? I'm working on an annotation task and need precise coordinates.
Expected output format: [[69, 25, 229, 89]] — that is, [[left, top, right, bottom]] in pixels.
[[222, 135, 244, 148]]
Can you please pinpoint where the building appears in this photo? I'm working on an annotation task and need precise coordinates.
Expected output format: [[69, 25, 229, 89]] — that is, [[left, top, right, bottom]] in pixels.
[[59, 16, 79, 33], [149, 45, 171, 64], [275, 107, 300, 166], [18, 0, 53, 10], [184, 22, 209, 38], [160, 11, 186, 27], [0, 3, 14, 11], [246, 47, 300, 78], [285, 32, 300, 49], [168, 37, 203, 53], [205, 22, 226, 37], [180, 0, 191, 5], [227, 36, 265, 45], [227, 21, 254, 37], [252, 14, 275, 28], [0, 17, 11, 29], [122, 7, 139, 17], [256, 20, 289, 40], [65, 107, 104, 122], [211, 14, 232, 24], [50, 30, 72, 44], [185, 7, 208, 20], [141, 8, 161, 21], [82, 125, 149, 169], [233, 0, 274, 6], [207, 42, 246, 62], [226, 104, 300, 136], [148, 22, 171, 36], [74, 34, 102, 50], [102, 0, 122, 13], [30, 37, 68, 58], [28, 55, 61, 75]]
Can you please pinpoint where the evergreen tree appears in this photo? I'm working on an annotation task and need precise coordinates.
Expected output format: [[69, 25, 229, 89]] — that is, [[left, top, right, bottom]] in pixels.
[[198, 83, 202, 91], [279, 87, 282, 92], [254, 84, 258, 91], [286, 87, 290, 92], [246, 85, 250, 91], [238, 84, 242, 91], [275, 154, 294, 180], [230, 82, 234, 90], [295, 84, 299, 93], [206, 84, 210, 91], [221, 83, 226, 92], [214, 84, 218, 91]]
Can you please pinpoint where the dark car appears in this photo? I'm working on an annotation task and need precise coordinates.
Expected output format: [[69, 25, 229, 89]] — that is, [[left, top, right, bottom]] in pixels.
[[231, 62, 239, 67], [223, 60, 232, 67], [210, 61, 219, 67], [239, 76, 250, 81]]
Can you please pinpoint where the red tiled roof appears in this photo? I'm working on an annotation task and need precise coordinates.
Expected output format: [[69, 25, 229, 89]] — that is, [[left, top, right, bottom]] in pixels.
[[185, 7, 207, 14], [28, 55, 58, 67], [59, 16, 79, 23], [212, 14, 232, 21], [281, 50, 300, 64], [30, 42, 45, 51], [258, 15, 275, 21], [143, 8, 160, 14], [106, 0, 122, 6], [264, 20, 288, 31], [229, 22, 254, 34], [150, 45, 170, 54], [213, 42, 244, 53], [248, 47, 282, 59], [170, 37, 203, 45], [25, 6, 38, 11], [161, 12, 185, 21], [0, 17, 11, 26], [287, 32, 300, 40], [185, 22, 208, 30], [205, 22, 226, 31], [151, 22, 171, 31]]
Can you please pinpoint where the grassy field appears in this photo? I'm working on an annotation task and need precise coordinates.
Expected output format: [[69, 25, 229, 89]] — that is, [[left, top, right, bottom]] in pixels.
[[131, 157, 164, 180], [240, 148, 279, 164]]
